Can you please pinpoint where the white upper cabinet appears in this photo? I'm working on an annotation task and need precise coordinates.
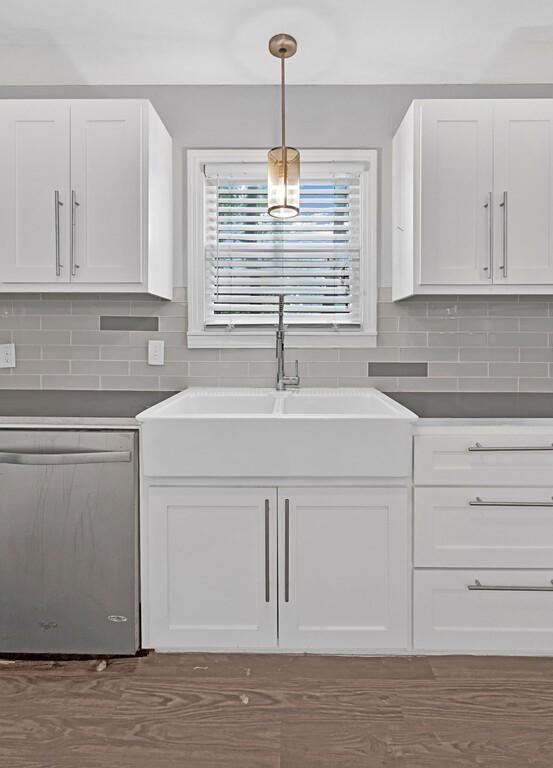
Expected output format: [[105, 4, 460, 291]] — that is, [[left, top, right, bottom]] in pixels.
[[419, 101, 493, 287], [0, 102, 70, 284], [493, 101, 553, 285], [393, 99, 553, 298], [70, 101, 142, 285], [0, 100, 172, 297]]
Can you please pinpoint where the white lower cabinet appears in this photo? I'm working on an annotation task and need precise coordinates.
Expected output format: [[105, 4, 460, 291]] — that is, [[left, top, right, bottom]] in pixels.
[[278, 487, 409, 651], [144, 485, 409, 652], [414, 425, 553, 654], [414, 486, 553, 568], [414, 570, 553, 653], [146, 487, 278, 650], [414, 431, 553, 486]]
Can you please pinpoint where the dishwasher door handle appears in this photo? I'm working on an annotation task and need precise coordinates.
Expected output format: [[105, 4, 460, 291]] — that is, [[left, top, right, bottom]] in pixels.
[[0, 450, 132, 465]]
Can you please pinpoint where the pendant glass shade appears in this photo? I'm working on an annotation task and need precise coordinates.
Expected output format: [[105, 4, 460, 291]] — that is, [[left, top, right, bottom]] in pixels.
[[267, 146, 300, 219]]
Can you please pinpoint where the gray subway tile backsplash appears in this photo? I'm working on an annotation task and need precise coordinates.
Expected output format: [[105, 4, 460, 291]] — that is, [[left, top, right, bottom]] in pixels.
[[100, 315, 159, 331], [520, 347, 553, 362], [368, 362, 428, 378], [399, 346, 458, 361], [428, 362, 488, 378], [0, 290, 552, 391], [489, 362, 549, 378]]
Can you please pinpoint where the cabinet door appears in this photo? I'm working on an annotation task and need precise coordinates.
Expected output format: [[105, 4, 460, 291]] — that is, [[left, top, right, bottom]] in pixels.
[[0, 102, 70, 283], [70, 101, 142, 284], [493, 101, 553, 284], [419, 101, 493, 285], [145, 487, 277, 650], [278, 487, 409, 651]]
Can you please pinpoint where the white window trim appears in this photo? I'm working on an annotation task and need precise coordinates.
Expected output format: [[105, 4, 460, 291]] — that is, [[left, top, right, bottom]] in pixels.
[[187, 148, 378, 349]]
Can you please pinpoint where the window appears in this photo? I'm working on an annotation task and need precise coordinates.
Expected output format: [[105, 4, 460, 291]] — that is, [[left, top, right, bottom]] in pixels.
[[187, 149, 377, 348]]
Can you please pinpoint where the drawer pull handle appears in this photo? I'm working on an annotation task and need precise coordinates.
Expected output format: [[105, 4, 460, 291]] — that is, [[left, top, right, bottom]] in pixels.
[[264, 499, 270, 603], [468, 442, 553, 452], [284, 498, 290, 603], [469, 496, 553, 507], [468, 579, 553, 592]]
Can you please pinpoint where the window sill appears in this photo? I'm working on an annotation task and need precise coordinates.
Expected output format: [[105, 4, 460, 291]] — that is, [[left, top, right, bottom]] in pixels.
[[187, 331, 378, 349]]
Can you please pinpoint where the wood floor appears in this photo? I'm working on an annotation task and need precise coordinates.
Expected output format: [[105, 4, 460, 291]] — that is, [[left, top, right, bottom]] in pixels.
[[1, 653, 553, 767]]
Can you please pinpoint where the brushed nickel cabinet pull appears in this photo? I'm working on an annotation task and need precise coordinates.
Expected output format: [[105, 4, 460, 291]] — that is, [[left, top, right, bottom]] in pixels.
[[264, 499, 270, 603], [469, 496, 553, 507], [468, 442, 553, 452], [284, 498, 290, 603], [70, 190, 80, 277], [468, 578, 553, 592], [499, 191, 508, 278], [483, 192, 492, 278], [54, 190, 63, 276]]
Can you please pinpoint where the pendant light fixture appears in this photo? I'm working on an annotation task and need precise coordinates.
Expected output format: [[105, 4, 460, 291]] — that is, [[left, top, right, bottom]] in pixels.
[[267, 33, 300, 219]]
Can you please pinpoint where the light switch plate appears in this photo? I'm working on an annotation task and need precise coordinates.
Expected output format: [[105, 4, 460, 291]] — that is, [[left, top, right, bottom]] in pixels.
[[0, 343, 15, 368], [148, 339, 164, 366]]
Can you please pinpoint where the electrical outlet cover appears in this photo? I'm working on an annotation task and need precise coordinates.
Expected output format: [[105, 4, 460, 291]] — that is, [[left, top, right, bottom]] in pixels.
[[0, 343, 15, 368], [148, 339, 164, 366]]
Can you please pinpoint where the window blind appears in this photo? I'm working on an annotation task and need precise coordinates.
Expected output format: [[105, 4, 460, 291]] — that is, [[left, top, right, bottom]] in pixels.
[[204, 173, 362, 327]]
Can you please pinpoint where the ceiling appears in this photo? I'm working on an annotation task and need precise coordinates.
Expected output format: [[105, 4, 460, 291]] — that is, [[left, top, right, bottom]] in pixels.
[[1, 0, 553, 86]]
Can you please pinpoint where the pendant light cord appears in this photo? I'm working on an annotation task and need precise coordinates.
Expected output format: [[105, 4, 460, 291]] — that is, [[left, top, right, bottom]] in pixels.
[[281, 56, 288, 206], [281, 56, 286, 150]]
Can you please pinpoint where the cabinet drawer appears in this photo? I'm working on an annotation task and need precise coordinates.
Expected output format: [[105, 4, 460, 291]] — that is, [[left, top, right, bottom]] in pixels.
[[415, 433, 553, 485], [414, 487, 553, 568], [414, 569, 553, 652]]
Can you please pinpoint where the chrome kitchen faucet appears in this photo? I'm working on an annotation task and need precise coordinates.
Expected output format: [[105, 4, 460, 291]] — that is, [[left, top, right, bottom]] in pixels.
[[275, 295, 300, 390]]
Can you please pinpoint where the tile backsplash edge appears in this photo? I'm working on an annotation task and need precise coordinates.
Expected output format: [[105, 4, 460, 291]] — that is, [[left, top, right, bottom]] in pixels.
[[0, 286, 553, 391]]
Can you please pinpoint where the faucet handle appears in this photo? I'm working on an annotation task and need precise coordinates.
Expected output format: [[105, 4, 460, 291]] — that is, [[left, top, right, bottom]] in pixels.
[[293, 359, 300, 384]]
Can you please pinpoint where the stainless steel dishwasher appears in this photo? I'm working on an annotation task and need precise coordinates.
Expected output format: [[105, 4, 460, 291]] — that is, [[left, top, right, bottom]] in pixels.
[[0, 430, 139, 655]]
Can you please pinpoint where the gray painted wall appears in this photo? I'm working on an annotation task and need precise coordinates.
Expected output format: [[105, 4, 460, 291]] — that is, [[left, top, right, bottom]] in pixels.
[[1, 84, 553, 391]]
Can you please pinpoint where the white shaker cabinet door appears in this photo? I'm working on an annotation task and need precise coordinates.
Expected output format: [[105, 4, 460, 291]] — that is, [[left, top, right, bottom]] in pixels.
[[145, 487, 278, 650], [70, 100, 142, 284], [419, 100, 493, 286], [277, 487, 409, 651], [0, 101, 70, 283], [493, 100, 553, 285]]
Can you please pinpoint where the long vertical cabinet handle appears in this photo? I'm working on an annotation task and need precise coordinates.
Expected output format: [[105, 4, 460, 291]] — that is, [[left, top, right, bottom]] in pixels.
[[264, 499, 270, 603], [499, 191, 508, 278], [483, 192, 492, 278], [284, 498, 290, 603], [70, 190, 80, 277], [54, 191, 63, 276]]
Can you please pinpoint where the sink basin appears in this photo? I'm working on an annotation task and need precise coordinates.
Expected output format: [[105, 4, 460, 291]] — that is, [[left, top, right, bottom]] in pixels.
[[151, 390, 277, 415], [137, 388, 417, 479], [281, 390, 403, 416]]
